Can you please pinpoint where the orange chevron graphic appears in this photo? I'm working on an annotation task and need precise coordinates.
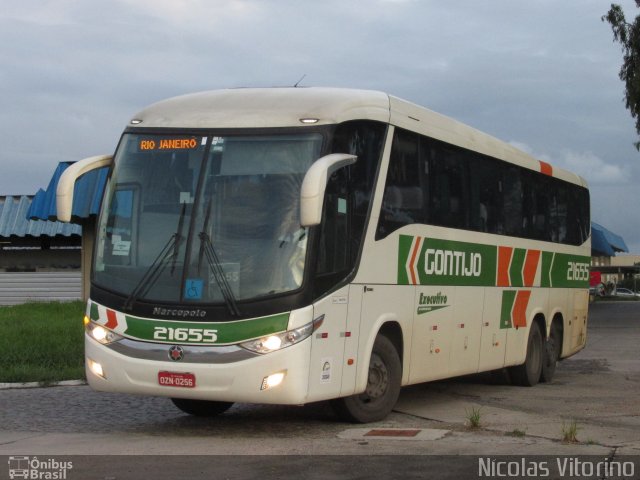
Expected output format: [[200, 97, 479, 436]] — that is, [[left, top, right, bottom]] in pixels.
[[512, 290, 531, 328], [497, 246, 513, 287], [105, 309, 119, 330], [523, 250, 541, 287], [500, 290, 532, 329]]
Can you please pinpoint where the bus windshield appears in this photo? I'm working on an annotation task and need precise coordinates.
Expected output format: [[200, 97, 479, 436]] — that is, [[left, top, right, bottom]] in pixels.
[[93, 132, 324, 307]]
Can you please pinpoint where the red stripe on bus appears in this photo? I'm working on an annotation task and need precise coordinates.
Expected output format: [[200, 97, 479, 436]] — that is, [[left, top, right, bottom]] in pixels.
[[522, 250, 541, 287], [512, 291, 531, 328], [539, 161, 553, 176], [497, 246, 513, 287], [105, 309, 118, 329]]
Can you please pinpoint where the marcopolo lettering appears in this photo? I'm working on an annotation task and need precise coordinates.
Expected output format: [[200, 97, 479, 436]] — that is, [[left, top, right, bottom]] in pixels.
[[152, 307, 207, 318], [425, 248, 482, 277]]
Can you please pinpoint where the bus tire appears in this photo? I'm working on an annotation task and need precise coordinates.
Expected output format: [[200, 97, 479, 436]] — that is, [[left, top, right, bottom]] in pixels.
[[540, 322, 561, 383], [509, 322, 543, 387], [171, 398, 234, 417], [331, 334, 402, 423]]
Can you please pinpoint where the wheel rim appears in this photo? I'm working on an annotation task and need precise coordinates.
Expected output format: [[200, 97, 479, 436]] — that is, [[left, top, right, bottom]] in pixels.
[[363, 353, 389, 401]]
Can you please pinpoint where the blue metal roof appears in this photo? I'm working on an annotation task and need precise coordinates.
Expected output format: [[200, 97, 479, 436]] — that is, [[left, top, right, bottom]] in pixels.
[[27, 162, 109, 222], [0, 195, 81, 238], [591, 222, 629, 257]]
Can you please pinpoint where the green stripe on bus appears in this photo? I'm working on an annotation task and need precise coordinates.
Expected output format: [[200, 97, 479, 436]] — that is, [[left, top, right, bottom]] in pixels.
[[123, 312, 290, 345], [549, 253, 591, 288], [509, 248, 526, 287], [398, 234, 414, 285], [541, 252, 554, 288], [90, 302, 99, 321], [500, 291, 516, 329], [398, 234, 589, 289], [416, 237, 498, 287]]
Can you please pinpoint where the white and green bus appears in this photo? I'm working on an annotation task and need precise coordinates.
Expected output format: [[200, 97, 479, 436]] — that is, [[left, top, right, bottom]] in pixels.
[[58, 88, 590, 422]]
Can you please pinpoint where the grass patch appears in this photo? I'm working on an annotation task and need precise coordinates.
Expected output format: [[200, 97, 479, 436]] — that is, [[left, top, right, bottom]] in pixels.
[[506, 428, 527, 438], [465, 407, 482, 429], [561, 420, 580, 443], [0, 301, 85, 383]]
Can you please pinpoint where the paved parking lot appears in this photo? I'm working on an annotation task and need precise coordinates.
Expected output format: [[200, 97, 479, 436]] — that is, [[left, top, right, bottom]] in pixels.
[[0, 301, 638, 477]]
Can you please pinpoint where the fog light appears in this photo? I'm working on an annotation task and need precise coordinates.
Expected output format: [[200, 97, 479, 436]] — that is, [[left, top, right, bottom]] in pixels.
[[261, 371, 286, 390], [88, 359, 105, 379]]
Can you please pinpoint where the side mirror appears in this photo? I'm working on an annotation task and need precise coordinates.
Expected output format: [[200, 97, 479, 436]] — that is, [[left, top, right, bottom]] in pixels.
[[56, 154, 113, 222], [300, 153, 357, 227]]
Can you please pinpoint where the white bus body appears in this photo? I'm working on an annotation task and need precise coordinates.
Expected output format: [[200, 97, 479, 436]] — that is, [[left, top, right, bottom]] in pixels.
[[59, 88, 590, 422]]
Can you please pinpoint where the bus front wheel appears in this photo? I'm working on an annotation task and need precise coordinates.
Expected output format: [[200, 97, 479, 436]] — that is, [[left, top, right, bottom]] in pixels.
[[171, 398, 234, 417], [509, 322, 543, 387], [331, 334, 402, 423]]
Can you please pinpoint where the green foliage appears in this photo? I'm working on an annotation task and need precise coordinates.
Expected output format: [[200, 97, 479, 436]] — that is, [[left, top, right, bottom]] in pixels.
[[465, 406, 482, 429], [0, 301, 85, 383], [603, 2, 640, 150], [561, 420, 580, 443]]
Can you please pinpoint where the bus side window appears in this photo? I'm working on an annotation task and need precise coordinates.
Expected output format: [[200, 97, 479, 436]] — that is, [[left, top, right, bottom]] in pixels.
[[376, 129, 424, 239], [502, 167, 523, 238], [316, 170, 349, 276], [469, 155, 504, 234], [429, 147, 469, 230], [104, 187, 137, 266]]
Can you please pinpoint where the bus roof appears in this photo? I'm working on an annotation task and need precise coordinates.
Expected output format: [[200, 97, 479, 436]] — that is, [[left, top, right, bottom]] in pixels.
[[129, 87, 586, 187]]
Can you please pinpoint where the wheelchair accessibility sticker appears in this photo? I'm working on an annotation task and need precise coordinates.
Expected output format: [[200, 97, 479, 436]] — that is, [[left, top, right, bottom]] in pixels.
[[185, 279, 204, 300]]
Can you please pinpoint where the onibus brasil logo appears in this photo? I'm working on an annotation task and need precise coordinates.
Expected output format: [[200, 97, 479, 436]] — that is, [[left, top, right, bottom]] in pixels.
[[8, 456, 73, 479]]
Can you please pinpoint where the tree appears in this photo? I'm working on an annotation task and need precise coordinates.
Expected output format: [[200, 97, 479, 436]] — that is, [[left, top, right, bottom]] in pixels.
[[603, 1, 640, 150]]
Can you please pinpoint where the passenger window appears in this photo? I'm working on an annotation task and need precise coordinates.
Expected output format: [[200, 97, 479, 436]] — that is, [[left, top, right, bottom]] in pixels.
[[376, 130, 425, 239], [469, 157, 504, 234], [373, 127, 590, 246], [429, 147, 469, 230]]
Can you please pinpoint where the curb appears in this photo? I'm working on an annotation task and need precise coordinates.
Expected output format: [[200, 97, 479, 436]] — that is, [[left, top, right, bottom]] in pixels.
[[0, 379, 86, 390]]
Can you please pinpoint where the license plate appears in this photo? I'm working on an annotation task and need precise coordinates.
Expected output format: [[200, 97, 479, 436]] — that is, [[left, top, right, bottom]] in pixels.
[[158, 371, 196, 388]]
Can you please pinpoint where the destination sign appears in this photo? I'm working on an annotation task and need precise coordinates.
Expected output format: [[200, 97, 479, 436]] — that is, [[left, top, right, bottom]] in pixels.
[[139, 137, 199, 151]]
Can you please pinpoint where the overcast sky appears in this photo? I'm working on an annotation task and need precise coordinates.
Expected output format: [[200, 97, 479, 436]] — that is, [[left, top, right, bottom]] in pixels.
[[2, 0, 639, 252]]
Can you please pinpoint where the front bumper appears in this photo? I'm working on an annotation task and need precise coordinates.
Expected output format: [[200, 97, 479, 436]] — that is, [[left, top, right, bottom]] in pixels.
[[85, 333, 312, 404]]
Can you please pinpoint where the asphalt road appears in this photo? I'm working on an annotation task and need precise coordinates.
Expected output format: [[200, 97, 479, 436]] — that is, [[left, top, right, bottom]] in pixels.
[[1, 301, 639, 479]]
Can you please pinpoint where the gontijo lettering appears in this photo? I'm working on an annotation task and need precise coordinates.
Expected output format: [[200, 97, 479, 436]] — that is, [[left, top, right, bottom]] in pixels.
[[425, 248, 482, 277]]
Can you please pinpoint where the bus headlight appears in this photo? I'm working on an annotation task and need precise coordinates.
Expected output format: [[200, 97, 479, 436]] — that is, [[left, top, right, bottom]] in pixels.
[[85, 321, 123, 345], [239, 322, 313, 354]]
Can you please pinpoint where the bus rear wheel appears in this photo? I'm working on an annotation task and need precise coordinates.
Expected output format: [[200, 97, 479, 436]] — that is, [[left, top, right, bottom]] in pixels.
[[509, 322, 543, 387], [331, 334, 402, 423], [541, 322, 561, 383], [171, 398, 234, 417]]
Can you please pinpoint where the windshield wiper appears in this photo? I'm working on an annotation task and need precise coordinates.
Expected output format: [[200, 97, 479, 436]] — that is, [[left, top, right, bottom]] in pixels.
[[198, 231, 241, 317], [123, 203, 187, 311], [196, 197, 241, 317]]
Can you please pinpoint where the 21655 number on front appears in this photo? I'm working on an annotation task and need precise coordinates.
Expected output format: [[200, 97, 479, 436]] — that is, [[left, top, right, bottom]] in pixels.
[[153, 326, 218, 343]]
